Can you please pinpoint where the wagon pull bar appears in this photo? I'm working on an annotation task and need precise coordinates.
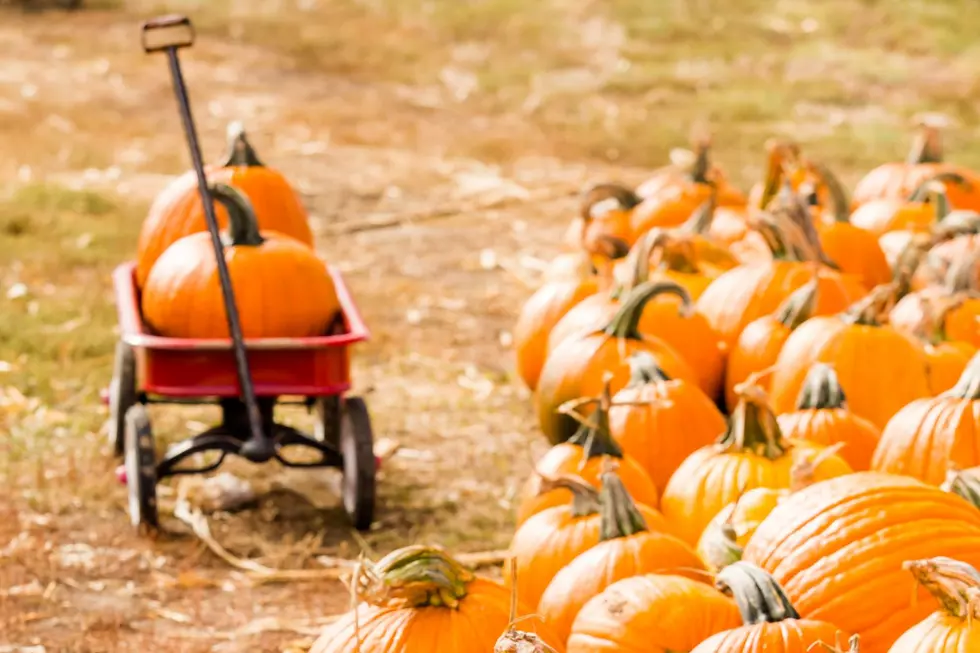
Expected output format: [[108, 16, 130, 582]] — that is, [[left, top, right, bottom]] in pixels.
[[141, 14, 194, 53]]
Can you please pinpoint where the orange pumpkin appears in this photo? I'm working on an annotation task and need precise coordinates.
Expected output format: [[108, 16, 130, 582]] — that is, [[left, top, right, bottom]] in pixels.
[[743, 472, 980, 652], [871, 351, 980, 485], [768, 289, 931, 429], [635, 137, 747, 208], [608, 352, 727, 490], [142, 184, 338, 339], [566, 574, 742, 653], [850, 179, 954, 238], [535, 281, 698, 444], [776, 364, 881, 471], [136, 123, 314, 287], [562, 184, 640, 252], [660, 381, 851, 545], [537, 466, 706, 643], [888, 557, 980, 653], [691, 563, 850, 653], [310, 546, 564, 653]]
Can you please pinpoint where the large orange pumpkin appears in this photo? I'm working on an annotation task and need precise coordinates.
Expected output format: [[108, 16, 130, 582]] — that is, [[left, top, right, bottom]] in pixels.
[[136, 123, 314, 287], [690, 562, 850, 653], [310, 546, 564, 653], [871, 351, 980, 485], [608, 352, 726, 490], [537, 467, 706, 643], [535, 281, 698, 444], [142, 184, 338, 339], [566, 574, 742, 653], [742, 472, 980, 653]]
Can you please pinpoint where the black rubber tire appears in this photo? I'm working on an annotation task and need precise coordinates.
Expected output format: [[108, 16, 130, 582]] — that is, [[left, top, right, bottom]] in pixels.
[[312, 395, 342, 450], [108, 342, 137, 458], [124, 405, 159, 532], [340, 397, 376, 531]]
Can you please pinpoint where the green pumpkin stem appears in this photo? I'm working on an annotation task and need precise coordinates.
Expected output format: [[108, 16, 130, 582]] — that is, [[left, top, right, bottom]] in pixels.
[[795, 363, 848, 410], [601, 280, 693, 340], [359, 545, 474, 609], [719, 384, 790, 460], [598, 464, 648, 541], [221, 121, 265, 167], [774, 277, 819, 330], [211, 183, 265, 247], [626, 351, 672, 387], [943, 351, 980, 400], [716, 561, 801, 624], [942, 468, 980, 510], [534, 473, 601, 518], [903, 557, 980, 619]]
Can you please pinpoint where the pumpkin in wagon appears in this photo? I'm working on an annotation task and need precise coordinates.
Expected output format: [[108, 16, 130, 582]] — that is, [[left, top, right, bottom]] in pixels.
[[142, 184, 339, 340]]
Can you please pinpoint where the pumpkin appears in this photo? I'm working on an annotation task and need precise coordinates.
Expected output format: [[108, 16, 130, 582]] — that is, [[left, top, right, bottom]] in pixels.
[[742, 472, 980, 652], [775, 364, 881, 470], [142, 184, 339, 339], [870, 351, 980, 485], [635, 136, 747, 208], [690, 562, 850, 653], [506, 474, 669, 611], [566, 574, 742, 653], [850, 179, 955, 238], [516, 380, 661, 526], [514, 240, 626, 391], [535, 281, 699, 444], [669, 196, 753, 272], [136, 122, 314, 287], [724, 275, 819, 412], [886, 557, 980, 652], [851, 122, 980, 212], [310, 545, 564, 653], [562, 184, 641, 252], [768, 288, 931, 429], [537, 466, 706, 643], [660, 380, 851, 545], [607, 352, 727, 490]]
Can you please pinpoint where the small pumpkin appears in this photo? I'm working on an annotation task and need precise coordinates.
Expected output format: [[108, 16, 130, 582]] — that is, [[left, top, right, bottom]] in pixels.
[[742, 472, 980, 652], [566, 573, 743, 653], [776, 364, 882, 471], [850, 179, 956, 238], [690, 562, 850, 653], [311, 545, 564, 653], [516, 380, 661, 526], [871, 351, 980, 485], [534, 281, 698, 444], [608, 352, 727, 490], [887, 557, 980, 653], [142, 184, 339, 339], [660, 380, 851, 545], [136, 122, 314, 287], [768, 287, 931, 429], [635, 136, 747, 208], [562, 184, 641, 252], [537, 465, 706, 643]]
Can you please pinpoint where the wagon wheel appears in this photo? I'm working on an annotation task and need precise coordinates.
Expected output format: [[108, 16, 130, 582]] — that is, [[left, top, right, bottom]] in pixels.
[[340, 397, 376, 531], [312, 395, 342, 449], [124, 405, 159, 532], [108, 341, 137, 457]]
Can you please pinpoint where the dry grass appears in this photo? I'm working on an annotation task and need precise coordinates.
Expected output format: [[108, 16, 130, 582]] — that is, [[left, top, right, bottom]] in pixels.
[[3, 0, 980, 650]]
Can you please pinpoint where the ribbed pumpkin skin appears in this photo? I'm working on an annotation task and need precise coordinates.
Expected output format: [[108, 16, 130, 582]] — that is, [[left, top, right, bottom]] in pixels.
[[566, 574, 742, 653], [888, 613, 980, 652], [607, 376, 726, 490], [768, 317, 931, 429], [142, 229, 338, 339], [742, 472, 980, 653], [537, 531, 706, 644], [310, 578, 564, 653], [136, 167, 314, 288], [777, 409, 881, 471], [871, 397, 980, 486], [690, 620, 844, 653]]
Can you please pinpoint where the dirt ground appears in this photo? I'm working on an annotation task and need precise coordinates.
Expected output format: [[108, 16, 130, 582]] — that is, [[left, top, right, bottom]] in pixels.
[[3, 1, 980, 651]]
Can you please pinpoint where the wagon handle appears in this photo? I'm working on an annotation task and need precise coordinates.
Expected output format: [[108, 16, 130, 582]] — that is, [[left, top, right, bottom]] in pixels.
[[142, 15, 271, 462]]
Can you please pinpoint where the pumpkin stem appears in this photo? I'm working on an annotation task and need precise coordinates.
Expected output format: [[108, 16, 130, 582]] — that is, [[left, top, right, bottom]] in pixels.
[[221, 121, 265, 167], [758, 139, 798, 211], [211, 183, 265, 247], [795, 363, 848, 410], [494, 630, 559, 653], [598, 462, 649, 541], [811, 634, 861, 653], [534, 472, 602, 518], [601, 280, 693, 340], [906, 122, 944, 165], [944, 248, 980, 294], [942, 468, 980, 510], [942, 350, 980, 400], [626, 351, 672, 387], [906, 178, 958, 225], [355, 545, 474, 609], [903, 557, 980, 619], [720, 381, 791, 460], [689, 135, 713, 185], [580, 183, 641, 223], [807, 161, 851, 223], [789, 442, 845, 492], [841, 284, 895, 327], [716, 561, 801, 624], [772, 183, 838, 268], [679, 193, 718, 236], [774, 276, 819, 330], [699, 484, 749, 572], [563, 379, 626, 460]]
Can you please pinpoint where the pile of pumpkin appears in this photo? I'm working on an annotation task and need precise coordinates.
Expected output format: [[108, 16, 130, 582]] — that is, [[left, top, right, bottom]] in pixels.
[[133, 122, 341, 340], [304, 123, 980, 653]]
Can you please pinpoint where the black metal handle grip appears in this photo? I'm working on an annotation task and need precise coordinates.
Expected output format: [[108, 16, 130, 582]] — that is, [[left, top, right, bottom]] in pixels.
[[141, 15, 195, 53]]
